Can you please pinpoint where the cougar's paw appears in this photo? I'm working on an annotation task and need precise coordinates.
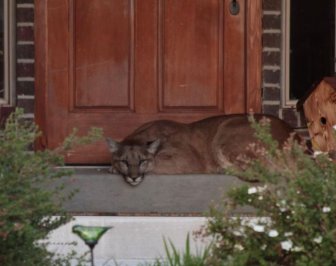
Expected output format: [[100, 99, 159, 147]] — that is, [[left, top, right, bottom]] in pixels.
[[108, 166, 117, 174]]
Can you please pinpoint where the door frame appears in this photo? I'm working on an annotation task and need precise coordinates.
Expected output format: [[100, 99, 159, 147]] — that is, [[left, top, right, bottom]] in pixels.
[[34, 0, 262, 150]]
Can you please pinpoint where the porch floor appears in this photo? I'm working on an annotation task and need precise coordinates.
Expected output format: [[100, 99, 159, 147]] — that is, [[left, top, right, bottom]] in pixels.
[[57, 167, 254, 215]]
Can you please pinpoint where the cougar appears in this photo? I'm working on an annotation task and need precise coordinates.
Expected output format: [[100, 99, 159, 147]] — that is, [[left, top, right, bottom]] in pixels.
[[106, 114, 297, 186]]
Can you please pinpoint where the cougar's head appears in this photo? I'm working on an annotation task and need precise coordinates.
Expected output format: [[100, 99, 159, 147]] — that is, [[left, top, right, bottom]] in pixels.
[[106, 138, 161, 186]]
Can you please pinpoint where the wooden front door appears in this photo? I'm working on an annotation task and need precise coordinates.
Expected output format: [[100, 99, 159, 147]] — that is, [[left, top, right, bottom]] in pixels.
[[35, 0, 261, 164]]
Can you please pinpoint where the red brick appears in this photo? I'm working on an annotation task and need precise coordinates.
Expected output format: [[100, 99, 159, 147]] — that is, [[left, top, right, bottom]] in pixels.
[[16, 81, 35, 95], [263, 51, 281, 65], [17, 99, 34, 114], [263, 33, 281, 48], [263, 0, 281, 11], [16, 8, 34, 23], [263, 87, 280, 101], [263, 69, 281, 84], [17, 44, 35, 58], [262, 104, 280, 117], [16, 27, 34, 42], [263, 15, 281, 29], [17, 63, 34, 77]]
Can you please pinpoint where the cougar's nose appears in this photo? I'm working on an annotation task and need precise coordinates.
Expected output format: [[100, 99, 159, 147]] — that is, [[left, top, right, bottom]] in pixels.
[[129, 166, 139, 178], [131, 176, 138, 181]]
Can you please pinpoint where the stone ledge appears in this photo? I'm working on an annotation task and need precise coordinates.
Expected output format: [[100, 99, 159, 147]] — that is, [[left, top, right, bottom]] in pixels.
[[54, 167, 254, 216]]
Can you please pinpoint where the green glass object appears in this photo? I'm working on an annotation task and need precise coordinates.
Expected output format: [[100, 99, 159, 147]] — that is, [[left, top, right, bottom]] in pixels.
[[72, 225, 112, 266], [72, 225, 112, 247]]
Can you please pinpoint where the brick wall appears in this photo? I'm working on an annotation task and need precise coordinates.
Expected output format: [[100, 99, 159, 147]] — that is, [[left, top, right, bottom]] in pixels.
[[262, 0, 306, 129], [16, 0, 35, 121], [262, 0, 281, 116]]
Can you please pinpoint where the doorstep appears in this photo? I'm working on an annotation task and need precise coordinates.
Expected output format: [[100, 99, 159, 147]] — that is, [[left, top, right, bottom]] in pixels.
[[53, 167, 254, 216]]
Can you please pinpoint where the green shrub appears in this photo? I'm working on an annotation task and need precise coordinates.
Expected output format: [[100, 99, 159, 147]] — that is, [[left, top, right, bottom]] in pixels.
[[204, 116, 336, 266], [0, 109, 102, 265]]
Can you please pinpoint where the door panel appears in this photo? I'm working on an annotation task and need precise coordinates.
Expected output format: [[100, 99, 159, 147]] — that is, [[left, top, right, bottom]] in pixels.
[[35, 0, 261, 164], [161, 0, 222, 110], [73, 0, 133, 108]]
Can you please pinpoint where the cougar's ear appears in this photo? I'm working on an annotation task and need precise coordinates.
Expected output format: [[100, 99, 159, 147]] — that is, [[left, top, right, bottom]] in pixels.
[[147, 139, 161, 154], [106, 138, 120, 153]]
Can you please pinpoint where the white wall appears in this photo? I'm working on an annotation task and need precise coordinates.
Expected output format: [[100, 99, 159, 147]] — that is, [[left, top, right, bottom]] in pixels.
[[47, 216, 209, 266]]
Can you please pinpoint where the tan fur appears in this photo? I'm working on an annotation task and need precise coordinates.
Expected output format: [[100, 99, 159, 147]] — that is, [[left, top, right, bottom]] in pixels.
[[107, 114, 297, 186]]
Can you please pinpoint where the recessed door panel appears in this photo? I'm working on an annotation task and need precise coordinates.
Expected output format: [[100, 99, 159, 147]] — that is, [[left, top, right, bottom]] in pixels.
[[160, 0, 222, 110], [73, 0, 133, 109]]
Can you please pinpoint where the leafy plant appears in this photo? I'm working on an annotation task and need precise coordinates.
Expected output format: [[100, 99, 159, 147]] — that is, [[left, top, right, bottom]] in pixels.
[[143, 233, 210, 266], [0, 108, 102, 265], [203, 115, 336, 265]]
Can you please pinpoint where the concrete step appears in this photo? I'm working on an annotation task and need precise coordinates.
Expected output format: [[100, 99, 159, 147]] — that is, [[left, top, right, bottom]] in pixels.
[[56, 167, 254, 215]]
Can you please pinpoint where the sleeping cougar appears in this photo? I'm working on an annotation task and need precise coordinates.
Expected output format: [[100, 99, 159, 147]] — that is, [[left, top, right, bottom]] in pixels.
[[106, 114, 297, 186]]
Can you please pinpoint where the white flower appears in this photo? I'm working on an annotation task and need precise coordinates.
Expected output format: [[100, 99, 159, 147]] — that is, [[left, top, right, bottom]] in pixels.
[[292, 246, 304, 252], [253, 225, 265, 232], [233, 229, 244, 236], [280, 240, 293, 251], [277, 200, 287, 210], [322, 206, 331, 213], [313, 236, 323, 244], [333, 124, 336, 130], [248, 186, 267, 195], [234, 244, 244, 251], [268, 230, 279, 237], [248, 187, 258, 194], [259, 185, 267, 192], [258, 196, 263, 201], [313, 151, 323, 157], [284, 232, 293, 237]]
